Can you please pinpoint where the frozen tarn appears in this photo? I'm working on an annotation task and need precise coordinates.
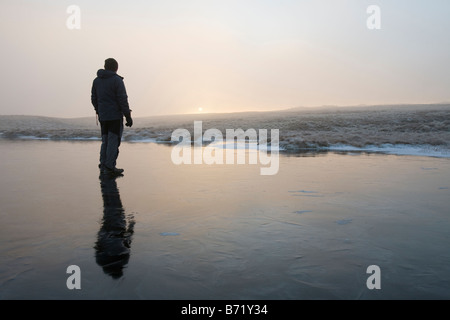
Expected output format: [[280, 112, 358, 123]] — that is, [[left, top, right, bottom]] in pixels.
[[327, 144, 450, 158], [336, 219, 352, 225], [160, 232, 180, 236], [17, 135, 100, 141]]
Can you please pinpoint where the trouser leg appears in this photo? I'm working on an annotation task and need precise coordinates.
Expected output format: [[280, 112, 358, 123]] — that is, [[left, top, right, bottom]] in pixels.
[[103, 119, 123, 169], [100, 122, 108, 167]]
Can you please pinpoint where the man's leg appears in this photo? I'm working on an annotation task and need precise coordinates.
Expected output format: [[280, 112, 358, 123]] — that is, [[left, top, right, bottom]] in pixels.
[[99, 121, 108, 168], [105, 119, 123, 170]]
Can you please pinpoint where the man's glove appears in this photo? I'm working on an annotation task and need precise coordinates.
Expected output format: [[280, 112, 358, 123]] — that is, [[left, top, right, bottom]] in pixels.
[[125, 115, 133, 127]]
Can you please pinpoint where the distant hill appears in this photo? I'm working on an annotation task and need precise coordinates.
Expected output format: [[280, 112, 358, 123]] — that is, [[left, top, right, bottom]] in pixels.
[[1, 104, 449, 151]]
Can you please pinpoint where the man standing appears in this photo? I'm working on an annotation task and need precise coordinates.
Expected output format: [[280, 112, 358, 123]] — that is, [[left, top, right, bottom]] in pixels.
[[91, 58, 133, 175]]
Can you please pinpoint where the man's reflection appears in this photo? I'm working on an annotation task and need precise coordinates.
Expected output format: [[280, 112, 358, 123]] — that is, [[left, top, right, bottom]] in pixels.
[[95, 172, 134, 279]]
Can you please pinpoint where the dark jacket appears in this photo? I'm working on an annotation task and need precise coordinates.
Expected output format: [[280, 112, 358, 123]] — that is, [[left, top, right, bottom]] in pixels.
[[91, 69, 131, 122]]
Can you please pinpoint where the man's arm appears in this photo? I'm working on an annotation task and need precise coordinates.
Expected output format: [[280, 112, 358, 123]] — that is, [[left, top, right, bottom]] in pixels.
[[116, 78, 133, 127], [116, 78, 131, 117], [91, 81, 98, 114]]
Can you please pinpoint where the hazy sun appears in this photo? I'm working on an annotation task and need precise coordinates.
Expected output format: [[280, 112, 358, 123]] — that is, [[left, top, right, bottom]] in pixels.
[[198, 107, 203, 112]]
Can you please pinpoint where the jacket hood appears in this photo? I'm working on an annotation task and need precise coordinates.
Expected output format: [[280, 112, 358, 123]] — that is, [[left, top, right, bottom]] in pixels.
[[97, 69, 123, 79]]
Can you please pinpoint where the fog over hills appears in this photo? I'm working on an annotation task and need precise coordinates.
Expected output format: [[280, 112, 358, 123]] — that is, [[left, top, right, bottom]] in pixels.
[[1, 104, 450, 156]]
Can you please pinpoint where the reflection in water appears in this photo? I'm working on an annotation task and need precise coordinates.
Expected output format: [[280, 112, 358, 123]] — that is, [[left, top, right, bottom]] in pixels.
[[95, 173, 135, 279]]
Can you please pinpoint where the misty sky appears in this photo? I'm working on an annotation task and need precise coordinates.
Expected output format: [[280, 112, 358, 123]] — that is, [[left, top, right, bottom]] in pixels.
[[1, 0, 449, 118]]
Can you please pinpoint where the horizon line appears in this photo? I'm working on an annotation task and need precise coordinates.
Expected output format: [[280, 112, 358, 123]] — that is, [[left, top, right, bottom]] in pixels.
[[1, 102, 450, 119]]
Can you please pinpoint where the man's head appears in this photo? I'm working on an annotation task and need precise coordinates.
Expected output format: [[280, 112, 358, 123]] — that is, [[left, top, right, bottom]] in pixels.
[[104, 58, 118, 72]]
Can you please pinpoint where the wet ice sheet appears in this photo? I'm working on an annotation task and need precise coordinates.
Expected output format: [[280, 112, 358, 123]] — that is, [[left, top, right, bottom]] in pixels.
[[0, 140, 449, 299]]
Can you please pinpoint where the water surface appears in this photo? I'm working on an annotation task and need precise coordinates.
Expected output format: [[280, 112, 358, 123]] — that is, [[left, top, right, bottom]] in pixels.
[[0, 140, 449, 299]]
